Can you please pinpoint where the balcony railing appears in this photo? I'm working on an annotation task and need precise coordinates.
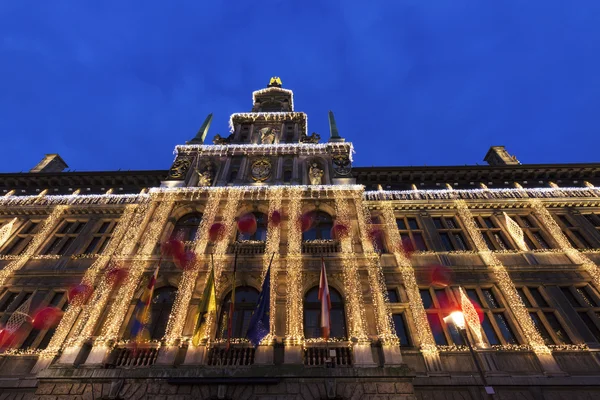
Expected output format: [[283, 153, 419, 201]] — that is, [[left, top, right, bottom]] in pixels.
[[112, 345, 159, 368], [206, 344, 255, 366], [302, 240, 341, 255], [304, 345, 352, 367], [228, 241, 266, 255]]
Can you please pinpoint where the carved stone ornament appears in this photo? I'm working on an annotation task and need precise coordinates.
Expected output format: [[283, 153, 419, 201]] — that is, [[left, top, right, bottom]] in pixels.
[[250, 158, 272, 182], [195, 163, 215, 187], [309, 162, 324, 185], [213, 133, 234, 145], [332, 154, 352, 176], [259, 127, 277, 144], [167, 157, 192, 180], [301, 132, 320, 143]]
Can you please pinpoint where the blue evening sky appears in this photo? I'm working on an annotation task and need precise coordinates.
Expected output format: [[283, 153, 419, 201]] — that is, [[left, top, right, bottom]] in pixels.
[[1, 1, 599, 172]]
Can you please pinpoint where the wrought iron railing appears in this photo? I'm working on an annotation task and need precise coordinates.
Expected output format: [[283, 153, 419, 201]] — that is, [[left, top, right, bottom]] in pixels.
[[303, 345, 352, 367], [302, 240, 341, 254], [206, 344, 255, 366], [112, 345, 159, 367]]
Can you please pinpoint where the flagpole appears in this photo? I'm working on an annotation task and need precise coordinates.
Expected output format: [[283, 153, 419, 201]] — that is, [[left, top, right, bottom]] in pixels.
[[226, 250, 238, 352]]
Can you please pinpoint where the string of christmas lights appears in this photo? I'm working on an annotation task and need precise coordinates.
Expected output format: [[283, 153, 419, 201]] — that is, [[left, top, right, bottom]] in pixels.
[[41, 203, 144, 357], [379, 202, 439, 356], [530, 199, 600, 290], [201, 190, 243, 341], [333, 192, 368, 342], [353, 192, 398, 345], [454, 199, 551, 355], [0, 193, 147, 207], [0, 217, 17, 248], [364, 187, 600, 201], [228, 112, 307, 134], [65, 201, 155, 349], [163, 190, 224, 345], [95, 199, 176, 345], [0, 205, 68, 287], [263, 187, 283, 341], [175, 142, 355, 162], [285, 187, 304, 343]]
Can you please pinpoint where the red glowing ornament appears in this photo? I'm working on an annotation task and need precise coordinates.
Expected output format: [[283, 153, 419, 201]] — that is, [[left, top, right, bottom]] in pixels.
[[401, 237, 416, 258], [175, 250, 197, 271], [105, 267, 128, 287], [0, 328, 15, 349], [237, 213, 257, 235], [300, 211, 316, 233], [32, 307, 63, 330], [270, 210, 282, 227], [209, 223, 226, 242], [331, 223, 350, 240], [429, 265, 453, 288], [161, 238, 185, 258], [67, 284, 92, 306]]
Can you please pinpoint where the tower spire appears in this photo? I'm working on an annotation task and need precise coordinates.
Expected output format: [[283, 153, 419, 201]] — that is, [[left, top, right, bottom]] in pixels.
[[328, 111, 344, 142], [187, 113, 213, 144]]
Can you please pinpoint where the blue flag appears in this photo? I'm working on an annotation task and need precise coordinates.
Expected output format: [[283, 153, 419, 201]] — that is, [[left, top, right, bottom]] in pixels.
[[246, 264, 271, 347]]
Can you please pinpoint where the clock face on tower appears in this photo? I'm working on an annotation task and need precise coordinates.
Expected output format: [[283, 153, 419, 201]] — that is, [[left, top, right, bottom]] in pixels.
[[250, 158, 272, 182]]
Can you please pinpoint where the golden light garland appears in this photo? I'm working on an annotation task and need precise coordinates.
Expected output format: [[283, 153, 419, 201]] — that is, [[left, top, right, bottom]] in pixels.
[[333, 192, 368, 342], [42, 203, 146, 356], [353, 192, 398, 345], [262, 187, 283, 341], [200, 189, 244, 341], [163, 189, 224, 345], [530, 199, 600, 291], [0, 217, 17, 248], [95, 198, 176, 345], [67, 200, 154, 348], [285, 187, 304, 342], [0, 205, 68, 287], [379, 202, 438, 356], [457, 287, 485, 347], [454, 199, 551, 355]]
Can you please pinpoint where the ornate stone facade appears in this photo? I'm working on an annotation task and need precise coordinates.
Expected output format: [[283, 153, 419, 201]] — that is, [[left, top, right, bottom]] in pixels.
[[1, 79, 600, 399]]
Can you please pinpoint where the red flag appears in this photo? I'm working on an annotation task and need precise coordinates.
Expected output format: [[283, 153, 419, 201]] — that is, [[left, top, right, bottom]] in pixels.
[[318, 257, 332, 340]]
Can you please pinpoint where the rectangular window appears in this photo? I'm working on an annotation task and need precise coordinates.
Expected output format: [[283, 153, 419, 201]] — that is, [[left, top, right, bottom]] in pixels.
[[81, 219, 117, 255], [553, 212, 593, 248], [1, 220, 41, 255], [434, 216, 471, 251], [43, 220, 88, 256], [529, 312, 553, 345], [427, 314, 448, 345], [392, 313, 411, 346], [0, 292, 19, 312], [395, 217, 428, 251], [387, 289, 399, 303], [473, 215, 514, 251], [544, 312, 572, 344], [521, 287, 572, 345], [481, 315, 501, 345], [513, 215, 554, 250], [579, 312, 600, 342], [420, 289, 434, 309]]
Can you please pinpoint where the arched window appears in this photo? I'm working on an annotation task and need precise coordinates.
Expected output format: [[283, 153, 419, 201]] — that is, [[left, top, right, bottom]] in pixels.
[[171, 213, 203, 242], [125, 286, 177, 340], [217, 286, 259, 339], [302, 211, 334, 241], [304, 286, 347, 339], [238, 212, 268, 241]]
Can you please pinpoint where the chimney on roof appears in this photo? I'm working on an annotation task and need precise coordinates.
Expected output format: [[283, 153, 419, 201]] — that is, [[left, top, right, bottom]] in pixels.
[[484, 146, 520, 166], [30, 154, 69, 173]]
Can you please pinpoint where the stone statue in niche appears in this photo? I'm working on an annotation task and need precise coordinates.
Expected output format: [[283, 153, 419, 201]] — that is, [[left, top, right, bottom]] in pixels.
[[259, 127, 276, 144], [301, 132, 320, 144], [309, 163, 324, 185], [195, 164, 214, 187]]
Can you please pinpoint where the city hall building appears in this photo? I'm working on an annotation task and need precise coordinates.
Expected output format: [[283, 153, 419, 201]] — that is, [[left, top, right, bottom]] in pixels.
[[0, 78, 600, 399]]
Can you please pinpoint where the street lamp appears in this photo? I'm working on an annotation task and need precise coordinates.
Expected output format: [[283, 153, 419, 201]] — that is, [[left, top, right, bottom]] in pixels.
[[444, 311, 495, 397]]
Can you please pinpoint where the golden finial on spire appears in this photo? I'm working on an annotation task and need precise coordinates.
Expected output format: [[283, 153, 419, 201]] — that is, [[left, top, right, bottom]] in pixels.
[[268, 77, 282, 87]]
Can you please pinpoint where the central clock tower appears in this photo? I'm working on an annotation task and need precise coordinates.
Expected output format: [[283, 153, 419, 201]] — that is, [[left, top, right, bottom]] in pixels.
[[163, 77, 355, 188]]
